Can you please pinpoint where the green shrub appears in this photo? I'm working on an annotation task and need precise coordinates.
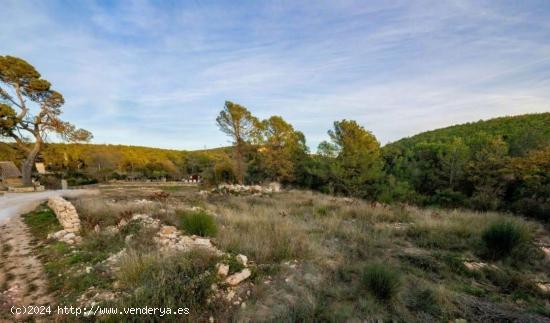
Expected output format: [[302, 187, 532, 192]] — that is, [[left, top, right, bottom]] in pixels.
[[178, 210, 218, 237], [481, 221, 526, 260], [362, 263, 400, 301]]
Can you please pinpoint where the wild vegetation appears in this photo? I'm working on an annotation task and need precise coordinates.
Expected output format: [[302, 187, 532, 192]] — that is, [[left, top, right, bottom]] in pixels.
[[3, 93, 548, 221], [1, 55, 549, 321], [1, 56, 547, 220], [17, 185, 550, 321]]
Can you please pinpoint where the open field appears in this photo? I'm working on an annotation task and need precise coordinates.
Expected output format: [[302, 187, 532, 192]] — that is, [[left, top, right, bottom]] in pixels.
[[3, 184, 548, 321]]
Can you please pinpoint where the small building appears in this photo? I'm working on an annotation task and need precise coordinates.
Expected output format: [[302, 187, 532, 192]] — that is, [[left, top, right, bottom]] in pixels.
[[0, 161, 23, 186]]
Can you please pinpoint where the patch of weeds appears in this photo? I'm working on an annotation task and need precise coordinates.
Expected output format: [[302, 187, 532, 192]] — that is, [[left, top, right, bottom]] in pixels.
[[224, 254, 245, 275], [125, 227, 159, 252], [109, 250, 219, 321], [177, 210, 218, 237], [406, 225, 473, 251], [79, 232, 125, 264], [437, 252, 470, 276], [481, 221, 530, 260], [219, 218, 309, 263], [460, 283, 487, 297], [22, 204, 62, 239], [483, 267, 539, 297], [119, 220, 143, 236], [406, 286, 441, 316], [314, 205, 330, 217], [399, 253, 441, 274], [362, 263, 401, 301]]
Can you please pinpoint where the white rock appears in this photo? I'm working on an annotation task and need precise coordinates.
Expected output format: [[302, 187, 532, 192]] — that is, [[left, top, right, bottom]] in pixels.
[[216, 264, 229, 277], [225, 269, 251, 286], [236, 254, 248, 267]]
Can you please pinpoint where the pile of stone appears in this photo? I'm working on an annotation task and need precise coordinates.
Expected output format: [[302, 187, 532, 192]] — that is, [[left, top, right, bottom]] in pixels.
[[154, 225, 223, 255], [47, 229, 81, 244], [213, 182, 281, 195], [211, 254, 253, 307], [47, 196, 81, 245], [103, 214, 161, 235]]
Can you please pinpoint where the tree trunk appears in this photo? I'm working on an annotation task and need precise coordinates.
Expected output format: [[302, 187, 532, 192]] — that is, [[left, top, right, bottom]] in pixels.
[[235, 142, 244, 184], [21, 141, 41, 186]]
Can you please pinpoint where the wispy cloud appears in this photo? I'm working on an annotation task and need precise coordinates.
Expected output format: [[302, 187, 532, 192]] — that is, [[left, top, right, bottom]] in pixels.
[[1, 0, 549, 149]]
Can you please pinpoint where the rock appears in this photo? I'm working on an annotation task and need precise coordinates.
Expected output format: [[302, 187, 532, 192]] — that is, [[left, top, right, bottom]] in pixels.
[[117, 219, 127, 228], [225, 290, 236, 301], [94, 224, 100, 233], [463, 261, 495, 271], [105, 226, 119, 235], [160, 225, 178, 236], [236, 254, 248, 267], [537, 282, 550, 293], [268, 182, 281, 192], [216, 264, 229, 277], [193, 238, 213, 248], [225, 269, 251, 286], [48, 196, 81, 233]]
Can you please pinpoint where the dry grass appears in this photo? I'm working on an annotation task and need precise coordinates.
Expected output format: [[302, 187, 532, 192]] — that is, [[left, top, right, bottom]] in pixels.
[[46, 185, 550, 321]]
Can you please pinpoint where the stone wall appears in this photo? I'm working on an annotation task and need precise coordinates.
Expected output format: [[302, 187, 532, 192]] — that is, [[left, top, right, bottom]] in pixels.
[[48, 196, 81, 233]]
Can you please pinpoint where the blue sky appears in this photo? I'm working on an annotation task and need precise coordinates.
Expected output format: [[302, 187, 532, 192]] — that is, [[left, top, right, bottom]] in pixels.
[[1, 0, 549, 150]]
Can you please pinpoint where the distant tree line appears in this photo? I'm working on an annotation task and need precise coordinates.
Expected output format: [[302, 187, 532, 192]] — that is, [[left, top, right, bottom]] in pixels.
[[1, 56, 548, 221]]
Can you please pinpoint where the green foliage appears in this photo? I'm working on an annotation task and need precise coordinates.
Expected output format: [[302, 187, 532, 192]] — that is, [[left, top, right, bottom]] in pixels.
[[22, 204, 62, 240], [216, 101, 261, 183], [319, 120, 384, 198], [178, 210, 218, 237], [362, 263, 401, 301], [383, 113, 550, 219], [481, 221, 527, 260], [251, 116, 308, 183], [0, 55, 91, 185]]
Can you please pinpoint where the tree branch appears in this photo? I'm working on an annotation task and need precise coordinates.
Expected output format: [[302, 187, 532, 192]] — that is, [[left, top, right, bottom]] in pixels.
[[14, 84, 29, 120], [0, 86, 24, 110]]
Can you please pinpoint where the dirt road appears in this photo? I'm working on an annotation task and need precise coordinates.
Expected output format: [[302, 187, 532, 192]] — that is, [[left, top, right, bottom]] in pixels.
[[0, 189, 97, 316], [0, 190, 97, 223]]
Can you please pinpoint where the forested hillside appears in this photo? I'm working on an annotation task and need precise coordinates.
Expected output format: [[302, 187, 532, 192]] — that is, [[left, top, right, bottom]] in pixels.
[[387, 113, 550, 156], [0, 142, 234, 185], [383, 113, 550, 220], [1, 113, 548, 221]]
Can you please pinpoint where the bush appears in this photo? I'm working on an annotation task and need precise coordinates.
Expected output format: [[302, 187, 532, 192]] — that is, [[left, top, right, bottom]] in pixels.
[[178, 210, 218, 237], [481, 221, 526, 260], [362, 263, 400, 301]]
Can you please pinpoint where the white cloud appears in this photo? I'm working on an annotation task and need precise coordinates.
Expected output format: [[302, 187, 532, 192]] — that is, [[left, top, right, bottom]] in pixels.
[[0, 0, 548, 150]]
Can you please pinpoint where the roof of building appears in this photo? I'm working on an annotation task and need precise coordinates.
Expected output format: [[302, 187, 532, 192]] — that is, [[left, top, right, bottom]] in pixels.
[[0, 161, 22, 179]]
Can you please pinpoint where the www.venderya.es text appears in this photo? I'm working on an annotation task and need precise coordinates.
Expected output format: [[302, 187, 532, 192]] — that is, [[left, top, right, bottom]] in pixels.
[[11, 305, 190, 317]]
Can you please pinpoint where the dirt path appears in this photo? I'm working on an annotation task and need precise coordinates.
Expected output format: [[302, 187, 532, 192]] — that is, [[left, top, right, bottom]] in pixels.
[[0, 190, 98, 315]]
